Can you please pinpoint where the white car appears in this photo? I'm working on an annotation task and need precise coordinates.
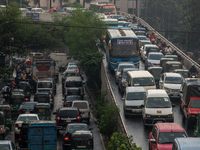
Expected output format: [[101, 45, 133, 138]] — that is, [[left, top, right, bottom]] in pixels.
[[114, 63, 135, 84], [159, 73, 184, 98], [15, 114, 39, 135], [31, 8, 45, 13], [140, 44, 159, 61]]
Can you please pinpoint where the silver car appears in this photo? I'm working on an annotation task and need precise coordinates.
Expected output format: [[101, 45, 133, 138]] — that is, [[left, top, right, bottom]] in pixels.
[[145, 52, 164, 69]]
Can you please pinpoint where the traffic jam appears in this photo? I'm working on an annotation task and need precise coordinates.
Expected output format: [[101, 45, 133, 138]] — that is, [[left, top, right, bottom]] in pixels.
[[103, 14, 200, 149], [0, 52, 94, 150]]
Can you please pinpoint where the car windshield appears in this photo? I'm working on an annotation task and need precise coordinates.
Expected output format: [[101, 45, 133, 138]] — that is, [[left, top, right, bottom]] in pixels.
[[59, 110, 78, 118], [68, 66, 78, 70], [132, 78, 155, 86], [165, 77, 183, 84], [118, 65, 134, 72], [38, 90, 50, 93], [126, 92, 146, 100], [21, 103, 36, 109], [57, 9, 65, 12], [67, 125, 88, 133], [0, 144, 10, 150], [66, 81, 82, 87], [138, 36, 147, 40], [158, 132, 187, 144], [146, 97, 171, 108], [190, 100, 200, 108], [38, 82, 52, 88], [65, 72, 76, 77], [66, 96, 82, 102], [73, 102, 88, 109], [18, 116, 38, 121], [36, 9, 44, 12], [112, 15, 122, 19], [148, 54, 163, 60]]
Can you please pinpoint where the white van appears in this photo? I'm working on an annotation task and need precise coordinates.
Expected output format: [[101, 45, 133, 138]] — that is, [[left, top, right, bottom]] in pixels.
[[142, 89, 174, 128], [125, 71, 156, 90]]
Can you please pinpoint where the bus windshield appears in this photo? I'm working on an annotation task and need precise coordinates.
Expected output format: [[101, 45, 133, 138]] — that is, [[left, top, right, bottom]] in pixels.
[[111, 39, 138, 58], [103, 8, 115, 14]]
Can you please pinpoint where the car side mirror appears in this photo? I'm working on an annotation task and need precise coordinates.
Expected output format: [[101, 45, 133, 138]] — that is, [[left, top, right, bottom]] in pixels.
[[150, 139, 156, 144], [53, 112, 57, 115], [172, 104, 175, 107]]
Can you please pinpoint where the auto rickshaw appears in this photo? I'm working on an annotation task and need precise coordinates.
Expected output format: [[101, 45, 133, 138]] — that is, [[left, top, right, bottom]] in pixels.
[[70, 131, 93, 150], [160, 58, 174, 71], [165, 61, 182, 72], [0, 105, 12, 130], [34, 92, 50, 104], [172, 69, 190, 78], [164, 54, 178, 61], [10, 93, 24, 119], [194, 112, 200, 137], [18, 81, 31, 100], [0, 111, 6, 140], [148, 67, 163, 88], [35, 103, 51, 120]]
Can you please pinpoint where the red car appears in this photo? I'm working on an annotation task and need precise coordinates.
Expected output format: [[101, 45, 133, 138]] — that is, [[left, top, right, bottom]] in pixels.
[[149, 123, 187, 150]]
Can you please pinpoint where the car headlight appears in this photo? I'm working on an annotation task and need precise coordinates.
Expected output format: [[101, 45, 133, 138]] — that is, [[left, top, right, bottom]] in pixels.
[[110, 60, 117, 64], [146, 114, 151, 118], [168, 114, 173, 118]]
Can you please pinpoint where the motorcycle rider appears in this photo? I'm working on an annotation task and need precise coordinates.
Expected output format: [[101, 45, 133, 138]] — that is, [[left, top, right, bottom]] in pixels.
[[149, 32, 156, 44], [189, 64, 198, 77], [164, 45, 173, 55]]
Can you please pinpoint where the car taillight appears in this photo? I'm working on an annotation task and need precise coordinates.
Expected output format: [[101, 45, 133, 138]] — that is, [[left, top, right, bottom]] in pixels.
[[78, 115, 80, 123], [64, 137, 70, 141], [19, 131, 22, 140], [65, 102, 70, 105], [47, 117, 49, 120], [11, 107, 12, 110], [17, 110, 21, 113], [15, 124, 19, 128], [0, 127, 2, 131], [57, 115, 60, 126], [25, 98, 28, 101]]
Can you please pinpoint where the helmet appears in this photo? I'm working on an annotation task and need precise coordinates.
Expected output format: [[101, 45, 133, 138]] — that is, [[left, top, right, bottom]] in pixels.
[[192, 63, 195, 66]]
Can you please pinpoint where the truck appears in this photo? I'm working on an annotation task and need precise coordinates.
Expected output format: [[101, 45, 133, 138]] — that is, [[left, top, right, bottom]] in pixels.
[[50, 53, 67, 81], [28, 121, 57, 150], [180, 78, 200, 128], [32, 57, 56, 83]]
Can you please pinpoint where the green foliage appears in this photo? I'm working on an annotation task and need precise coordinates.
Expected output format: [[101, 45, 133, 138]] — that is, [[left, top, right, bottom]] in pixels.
[[62, 2, 83, 8], [108, 132, 142, 150], [0, 67, 13, 79]]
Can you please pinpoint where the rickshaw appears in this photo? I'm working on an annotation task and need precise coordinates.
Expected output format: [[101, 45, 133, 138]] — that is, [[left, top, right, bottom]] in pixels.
[[160, 58, 174, 71], [35, 103, 51, 120], [70, 131, 93, 150], [148, 67, 163, 87], [194, 112, 200, 137], [18, 81, 31, 100], [0, 111, 6, 140], [165, 61, 182, 72], [164, 54, 178, 61], [0, 105, 12, 130], [11, 89, 24, 95], [34, 92, 50, 104], [10, 93, 24, 119], [172, 69, 190, 78]]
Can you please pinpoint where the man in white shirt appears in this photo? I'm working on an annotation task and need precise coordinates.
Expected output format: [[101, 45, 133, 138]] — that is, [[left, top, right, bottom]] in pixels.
[[164, 45, 173, 54]]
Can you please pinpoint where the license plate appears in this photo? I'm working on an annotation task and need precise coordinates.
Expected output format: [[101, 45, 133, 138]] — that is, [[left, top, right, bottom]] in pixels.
[[25, 111, 30, 114], [66, 120, 71, 122]]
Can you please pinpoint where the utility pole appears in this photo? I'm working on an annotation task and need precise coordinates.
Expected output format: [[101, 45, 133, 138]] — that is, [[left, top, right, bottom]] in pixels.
[[155, 0, 157, 30], [145, 0, 147, 21], [168, 0, 171, 40], [186, 0, 188, 54]]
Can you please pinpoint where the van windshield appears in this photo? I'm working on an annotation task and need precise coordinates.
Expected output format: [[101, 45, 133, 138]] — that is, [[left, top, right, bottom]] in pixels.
[[73, 102, 88, 109], [66, 81, 82, 87], [165, 77, 183, 84], [59, 110, 78, 118], [146, 97, 171, 108], [132, 78, 155, 86], [126, 92, 146, 100], [158, 132, 187, 144], [190, 100, 200, 108]]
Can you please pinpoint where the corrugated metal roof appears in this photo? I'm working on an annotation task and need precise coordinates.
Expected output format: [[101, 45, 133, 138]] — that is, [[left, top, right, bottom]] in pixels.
[[128, 71, 153, 78], [107, 28, 137, 38]]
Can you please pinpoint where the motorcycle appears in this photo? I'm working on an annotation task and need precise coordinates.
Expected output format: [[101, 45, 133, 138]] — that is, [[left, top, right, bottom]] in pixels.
[[190, 72, 198, 78]]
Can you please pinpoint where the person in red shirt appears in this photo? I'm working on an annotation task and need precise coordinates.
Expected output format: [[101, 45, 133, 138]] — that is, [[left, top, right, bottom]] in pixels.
[[149, 32, 156, 43]]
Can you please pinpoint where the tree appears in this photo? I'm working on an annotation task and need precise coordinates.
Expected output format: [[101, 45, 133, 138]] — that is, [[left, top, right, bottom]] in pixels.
[[62, 2, 83, 8], [108, 132, 142, 150]]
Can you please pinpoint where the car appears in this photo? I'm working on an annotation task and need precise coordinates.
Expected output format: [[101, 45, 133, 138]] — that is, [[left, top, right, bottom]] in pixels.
[[118, 21, 126, 27], [31, 8, 45, 13], [49, 7, 66, 14], [15, 114, 39, 136], [122, 87, 146, 117], [62, 123, 91, 149], [118, 68, 138, 95], [66, 65, 79, 71], [149, 123, 188, 150], [142, 89, 174, 127], [145, 52, 164, 69], [107, 15, 122, 19], [63, 95, 82, 107], [140, 44, 159, 61], [172, 137, 200, 150], [140, 40, 152, 52], [137, 35, 148, 41], [37, 78, 56, 95], [72, 100, 91, 124], [19, 8, 30, 13], [17, 102, 37, 114], [0, 140, 17, 150], [159, 73, 183, 98], [53, 107, 81, 131], [114, 63, 135, 84], [37, 88, 54, 104], [66, 62, 78, 68]]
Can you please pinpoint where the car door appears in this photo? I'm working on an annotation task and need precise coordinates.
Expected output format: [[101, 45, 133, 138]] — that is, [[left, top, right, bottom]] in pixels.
[[151, 127, 158, 150]]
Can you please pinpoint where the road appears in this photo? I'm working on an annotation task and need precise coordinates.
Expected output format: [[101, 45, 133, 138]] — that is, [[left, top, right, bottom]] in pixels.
[[101, 49, 195, 150], [2, 71, 104, 150]]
